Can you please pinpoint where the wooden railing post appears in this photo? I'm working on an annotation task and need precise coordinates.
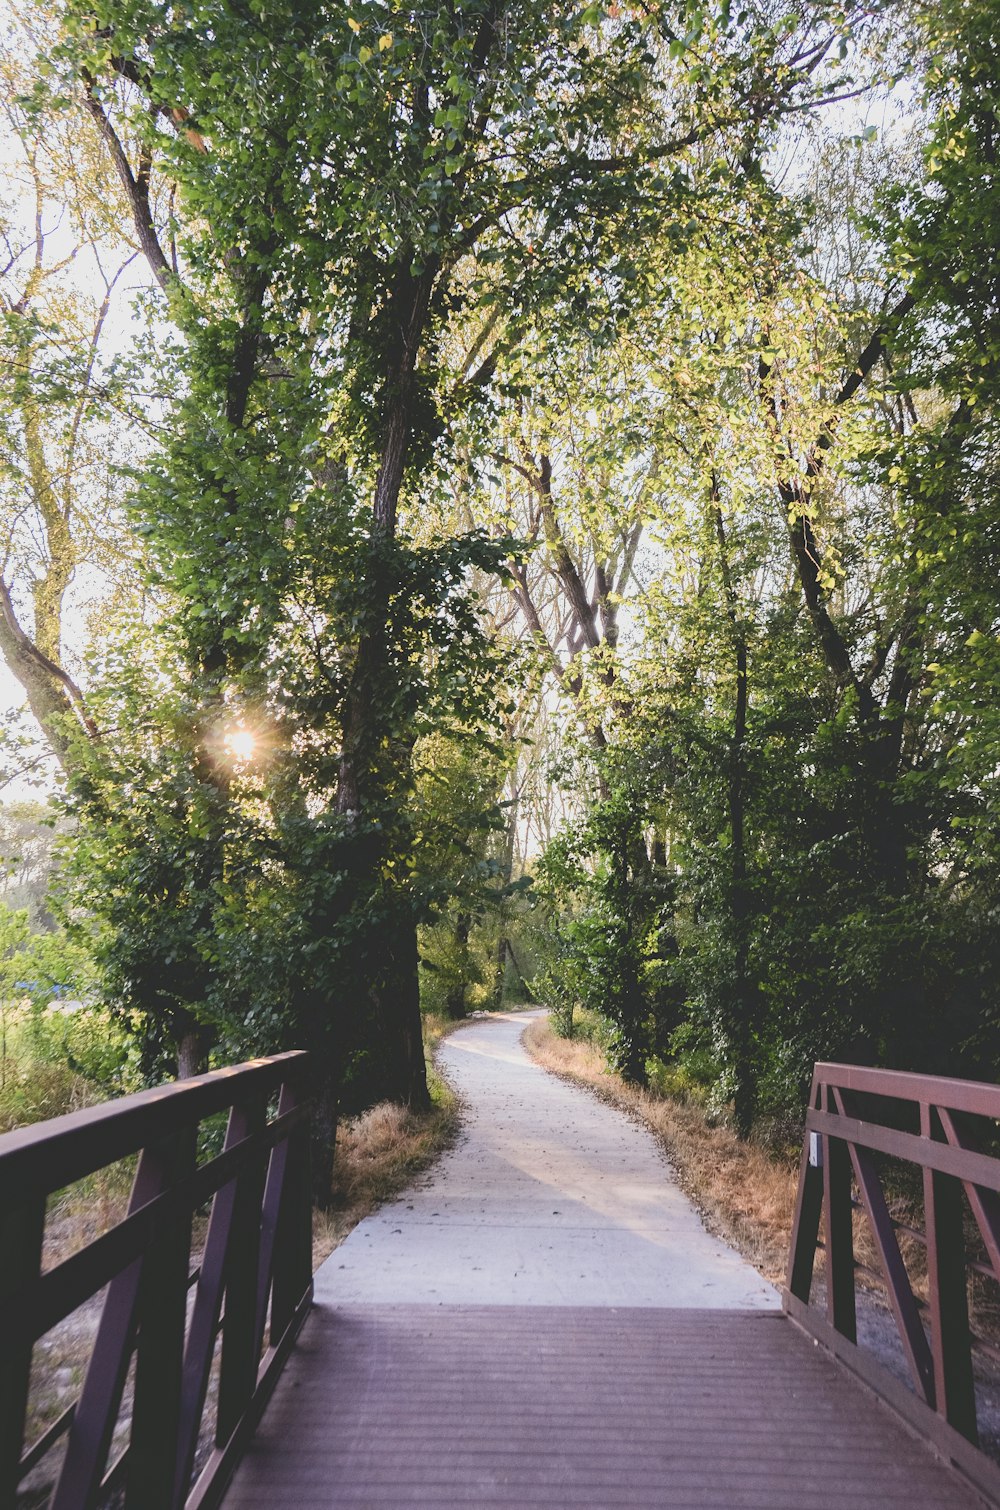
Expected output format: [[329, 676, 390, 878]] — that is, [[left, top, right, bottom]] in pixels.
[[216, 1094, 268, 1446], [923, 1103, 977, 1443], [175, 1099, 254, 1505], [787, 1075, 823, 1304], [823, 1085, 856, 1343], [54, 1142, 173, 1510], [268, 1079, 312, 1346], [0, 1196, 44, 1507], [126, 1127, 198, 1510]]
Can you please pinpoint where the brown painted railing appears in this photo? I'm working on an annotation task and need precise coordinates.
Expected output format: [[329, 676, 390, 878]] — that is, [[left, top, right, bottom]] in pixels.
[[785, 1061, 1000, 1500], [0, 1051, 312, 1510]]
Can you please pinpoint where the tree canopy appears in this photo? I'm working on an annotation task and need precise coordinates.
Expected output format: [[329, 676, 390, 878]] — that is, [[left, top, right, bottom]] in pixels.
[[2, 0, 999, 1187]]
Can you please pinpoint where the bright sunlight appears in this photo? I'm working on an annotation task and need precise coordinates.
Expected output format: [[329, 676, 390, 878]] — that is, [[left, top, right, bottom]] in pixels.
[[224, 727, 257, 764]]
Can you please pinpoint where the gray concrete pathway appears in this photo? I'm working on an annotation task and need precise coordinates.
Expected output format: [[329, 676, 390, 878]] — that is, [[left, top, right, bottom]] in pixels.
[[224, 1012, 982, 1509], [314, 1010, 777, 1309]]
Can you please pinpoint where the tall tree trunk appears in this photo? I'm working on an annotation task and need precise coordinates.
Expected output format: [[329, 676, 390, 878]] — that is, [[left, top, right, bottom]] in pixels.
[[311, 1074, 340, 1210], [335, 622, 430, 1109], [333, 268, 437, 1110], [492, 936, 509, 1010], [176, 1023, 211, 1079], [728, 631, 756, 1137], [714, 485, 758, 1136], [372, 915, 430, 1109], [492, 787, 518, 1009], [445, 912, 471, 1019]]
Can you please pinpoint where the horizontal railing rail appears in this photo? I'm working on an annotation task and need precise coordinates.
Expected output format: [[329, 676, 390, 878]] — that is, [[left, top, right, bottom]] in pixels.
[[785, 1061, 1000, 1501], [0, 1051, 312, 1510]]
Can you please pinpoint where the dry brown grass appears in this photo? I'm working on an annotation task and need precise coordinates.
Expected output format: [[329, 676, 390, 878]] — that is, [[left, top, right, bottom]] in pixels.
[[421, 1010, 460, 1053], [521, 1019, 977, 1316], [311, 1064, 460, 1269], [310, 1010, 492, 1267], [522, 1017, 798, 1283]]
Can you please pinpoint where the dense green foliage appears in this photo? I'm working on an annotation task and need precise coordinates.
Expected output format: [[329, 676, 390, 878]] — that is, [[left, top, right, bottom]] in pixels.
[[0, 0, 998, 1164], [522, 0, 1000, 1130]]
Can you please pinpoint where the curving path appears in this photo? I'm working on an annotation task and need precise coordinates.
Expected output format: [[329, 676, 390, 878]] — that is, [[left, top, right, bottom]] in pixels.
[[315, 1009, 777, 1309], [224, 1011, 979, 1508]]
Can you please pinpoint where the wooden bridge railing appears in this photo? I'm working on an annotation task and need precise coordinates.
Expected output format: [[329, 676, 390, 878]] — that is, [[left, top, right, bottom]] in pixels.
[[785, 1061, 1000, 1502], [0, 1051, 312, 1510]]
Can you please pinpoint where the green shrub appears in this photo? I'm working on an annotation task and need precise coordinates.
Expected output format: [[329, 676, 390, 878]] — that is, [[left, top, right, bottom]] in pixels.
[[0, 1000, 137, 1133], [1, 1006, 94, 1131]]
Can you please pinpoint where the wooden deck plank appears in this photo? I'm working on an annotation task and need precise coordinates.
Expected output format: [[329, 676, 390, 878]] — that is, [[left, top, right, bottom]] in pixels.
[[223, 1306, 986, 1508]]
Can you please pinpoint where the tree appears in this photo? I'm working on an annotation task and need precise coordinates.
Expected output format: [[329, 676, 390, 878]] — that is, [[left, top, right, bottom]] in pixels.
[[528, 4, 1000, 1128], [0, 799, 65, 929], [35, 0, 866, 1174], [0, 11, 148, 776]]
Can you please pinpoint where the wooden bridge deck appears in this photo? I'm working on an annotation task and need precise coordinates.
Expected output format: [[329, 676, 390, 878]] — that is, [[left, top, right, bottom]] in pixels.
[[223, 1304, 985, 1509]]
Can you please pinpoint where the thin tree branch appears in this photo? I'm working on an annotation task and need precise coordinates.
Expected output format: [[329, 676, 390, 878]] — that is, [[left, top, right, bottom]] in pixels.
[[81, 82, 174, 293], [0, 575, 98, 739]]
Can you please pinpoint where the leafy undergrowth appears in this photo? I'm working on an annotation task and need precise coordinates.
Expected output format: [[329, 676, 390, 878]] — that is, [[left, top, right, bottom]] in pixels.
[[522, 1016, 798, 1284]]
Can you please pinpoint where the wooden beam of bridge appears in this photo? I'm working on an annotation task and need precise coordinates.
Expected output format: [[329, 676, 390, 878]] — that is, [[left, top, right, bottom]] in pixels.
[[223, 1305, 985, 1508]]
